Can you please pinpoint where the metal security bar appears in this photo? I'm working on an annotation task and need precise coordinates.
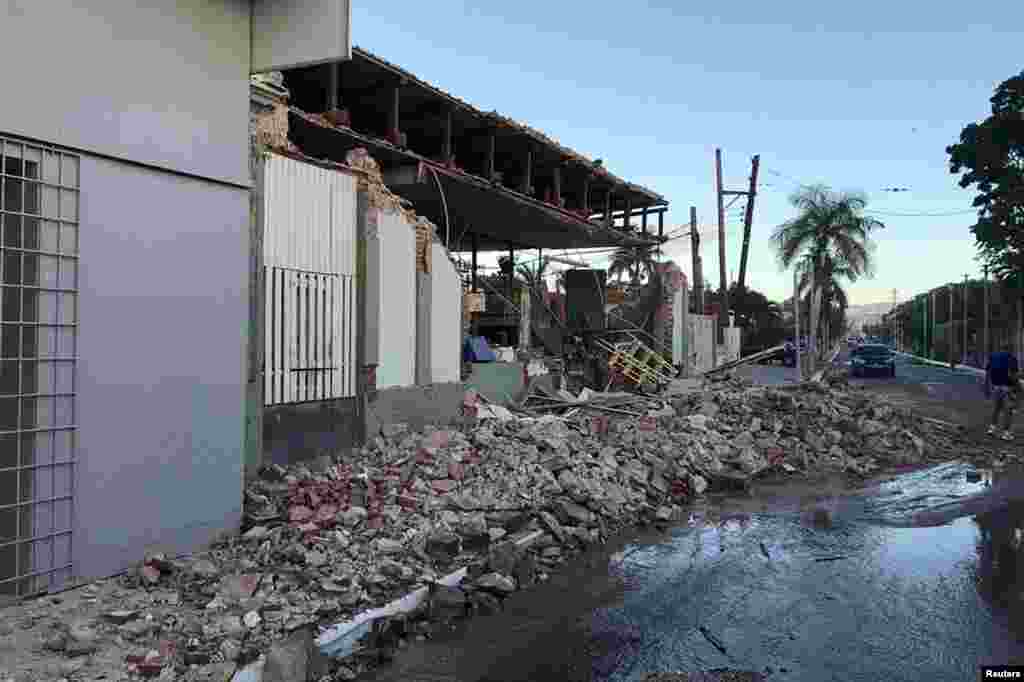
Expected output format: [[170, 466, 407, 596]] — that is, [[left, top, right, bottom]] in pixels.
[[264, 266, 356, 405], [0, 136, 78, 598]]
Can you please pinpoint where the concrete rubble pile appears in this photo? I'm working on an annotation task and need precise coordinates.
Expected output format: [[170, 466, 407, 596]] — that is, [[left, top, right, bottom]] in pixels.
[[0, 380, 967, 682]]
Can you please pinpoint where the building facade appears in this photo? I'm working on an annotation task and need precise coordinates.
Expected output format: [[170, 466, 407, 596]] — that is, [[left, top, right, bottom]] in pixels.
[[1, 1, 350, 596]]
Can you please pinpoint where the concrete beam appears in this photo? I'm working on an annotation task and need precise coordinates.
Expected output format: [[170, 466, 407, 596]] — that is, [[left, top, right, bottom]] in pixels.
[[382, 165, 422, 188]]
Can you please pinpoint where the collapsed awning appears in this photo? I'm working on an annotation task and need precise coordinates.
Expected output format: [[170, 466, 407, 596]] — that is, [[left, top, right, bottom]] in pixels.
[[288, 110, 664, 253]]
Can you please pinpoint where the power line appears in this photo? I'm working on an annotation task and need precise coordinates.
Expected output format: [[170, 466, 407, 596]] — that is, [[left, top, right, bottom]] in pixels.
[[864, 208, 978, 217]]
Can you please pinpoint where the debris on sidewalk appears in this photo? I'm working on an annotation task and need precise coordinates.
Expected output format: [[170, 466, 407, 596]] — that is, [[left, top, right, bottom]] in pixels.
[[0, 378, 984, 681]]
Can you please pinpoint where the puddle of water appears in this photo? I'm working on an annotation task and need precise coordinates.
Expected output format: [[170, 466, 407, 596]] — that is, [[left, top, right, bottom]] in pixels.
[[368, 461, 1024, 682]]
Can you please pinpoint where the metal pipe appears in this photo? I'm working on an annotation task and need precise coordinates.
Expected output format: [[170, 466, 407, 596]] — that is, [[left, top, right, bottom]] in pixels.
[[425, 164, 450, 250]]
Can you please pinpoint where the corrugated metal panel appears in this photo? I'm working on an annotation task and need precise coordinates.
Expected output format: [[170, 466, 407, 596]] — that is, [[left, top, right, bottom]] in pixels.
[[431, 243, 462, 383], [262, 154, 358, 404]]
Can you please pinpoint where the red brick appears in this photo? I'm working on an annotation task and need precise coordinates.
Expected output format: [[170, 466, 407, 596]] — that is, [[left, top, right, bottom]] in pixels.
[[431, 479, 458, 494], [289, 506, 314, 523], [448, 462, 465, 481]]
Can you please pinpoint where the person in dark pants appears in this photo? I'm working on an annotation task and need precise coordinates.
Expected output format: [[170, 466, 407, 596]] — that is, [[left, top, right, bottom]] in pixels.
[[986, 343, 1020, 441]]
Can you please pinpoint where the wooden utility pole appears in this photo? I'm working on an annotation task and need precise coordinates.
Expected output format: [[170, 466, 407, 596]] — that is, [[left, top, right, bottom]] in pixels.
[[736, 155, 760, 294], [891, 288, 898, 347], [984, 265, 990, 357], [963, 274, 969, 364], [929, 289, 936, 359], [690, 206, 703, 314], [948, 283, 955, 368], [714, 149, 728, 345]]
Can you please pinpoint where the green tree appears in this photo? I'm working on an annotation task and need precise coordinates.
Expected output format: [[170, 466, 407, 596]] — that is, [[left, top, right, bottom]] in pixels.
[[730, 283, 788, 349], [771, 185, 884, 351], [728, 283, 783, 330], [947, 70, 1024, 282], [608, 246, 657, 286]]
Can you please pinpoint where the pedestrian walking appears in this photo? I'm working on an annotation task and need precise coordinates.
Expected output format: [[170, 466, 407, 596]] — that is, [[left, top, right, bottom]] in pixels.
[[985, 342, 1020, 441]]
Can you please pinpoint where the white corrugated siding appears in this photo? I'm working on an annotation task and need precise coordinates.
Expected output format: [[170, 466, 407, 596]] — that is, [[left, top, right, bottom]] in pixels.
[[430, 242, 462, 383], [376, 209, 417, 389], [262, 154, 358, 403]]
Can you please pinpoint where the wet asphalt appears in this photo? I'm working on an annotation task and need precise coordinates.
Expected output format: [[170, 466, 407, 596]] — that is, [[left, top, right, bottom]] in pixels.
[[365, 351, 1023, 682]]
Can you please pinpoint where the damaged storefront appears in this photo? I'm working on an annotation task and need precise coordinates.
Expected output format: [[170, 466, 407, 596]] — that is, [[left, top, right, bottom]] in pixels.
[[248, 48, 682, 471]]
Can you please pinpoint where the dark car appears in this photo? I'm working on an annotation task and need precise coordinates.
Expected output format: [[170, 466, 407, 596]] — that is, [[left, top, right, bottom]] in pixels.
[[850, 343, 896, 377]]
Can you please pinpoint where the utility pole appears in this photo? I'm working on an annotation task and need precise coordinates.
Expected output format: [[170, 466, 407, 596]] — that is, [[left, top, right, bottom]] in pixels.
[[929, 289, 936, 359], [690, 206, 703, 314], [984, 265, 990, 359], [891, 288, 898, 347], [736, 155, 760, 294], [714, 149, 728, 346], [962, 274, 969, 365], [948, 283, 955, 368]]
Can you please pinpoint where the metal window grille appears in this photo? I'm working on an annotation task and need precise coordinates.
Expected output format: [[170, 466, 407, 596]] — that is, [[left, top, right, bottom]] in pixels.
[[0, 137, 78, 599], [264, 266, 356, 404]]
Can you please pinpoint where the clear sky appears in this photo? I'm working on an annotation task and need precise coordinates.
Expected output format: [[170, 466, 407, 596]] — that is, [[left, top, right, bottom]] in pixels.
[[351, 0, 1023, 306]]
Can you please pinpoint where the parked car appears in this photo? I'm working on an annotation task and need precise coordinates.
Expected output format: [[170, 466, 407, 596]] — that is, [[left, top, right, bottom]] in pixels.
[[850, 343, 896, 377]]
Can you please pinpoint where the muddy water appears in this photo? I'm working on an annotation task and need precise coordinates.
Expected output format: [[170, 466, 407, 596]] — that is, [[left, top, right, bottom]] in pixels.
[[366, 463, 1024, 682]]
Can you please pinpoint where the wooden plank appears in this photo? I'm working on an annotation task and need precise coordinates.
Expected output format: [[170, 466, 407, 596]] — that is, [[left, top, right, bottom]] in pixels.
[[702, 344, 786, 376]]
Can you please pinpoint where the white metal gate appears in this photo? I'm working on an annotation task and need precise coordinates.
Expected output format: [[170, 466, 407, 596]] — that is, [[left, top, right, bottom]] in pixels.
[[0, 137, 78, 598], [262, 154, 358, 405]]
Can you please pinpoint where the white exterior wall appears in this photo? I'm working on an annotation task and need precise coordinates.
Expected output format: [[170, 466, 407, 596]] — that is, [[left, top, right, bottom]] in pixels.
[[720, 327, 742, 365], [688, 314, 716, 374], [376, 211, 417, 389], [430, 243, 462, 383]]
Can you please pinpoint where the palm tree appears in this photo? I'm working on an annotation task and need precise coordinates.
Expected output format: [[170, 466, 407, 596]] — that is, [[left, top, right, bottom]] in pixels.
[[608, 246, 658, 287], [516, 257, 552, 297], [772, 185, 884, 354]]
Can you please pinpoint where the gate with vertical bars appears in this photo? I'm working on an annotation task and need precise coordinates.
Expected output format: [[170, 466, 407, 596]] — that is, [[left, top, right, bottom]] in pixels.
[[0, 136, 78, 598], [262, 154, 358, 405]]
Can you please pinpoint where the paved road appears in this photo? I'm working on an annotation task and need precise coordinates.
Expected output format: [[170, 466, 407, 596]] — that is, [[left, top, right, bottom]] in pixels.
[[737, 347, 1002, 434]]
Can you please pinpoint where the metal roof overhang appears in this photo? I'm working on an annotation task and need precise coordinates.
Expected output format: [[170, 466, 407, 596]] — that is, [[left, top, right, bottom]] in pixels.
[[288, 110, 663, 253]]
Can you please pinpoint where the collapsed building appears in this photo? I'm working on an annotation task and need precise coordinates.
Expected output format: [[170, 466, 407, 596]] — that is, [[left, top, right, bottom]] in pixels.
[[249, 48, 682, 472]]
